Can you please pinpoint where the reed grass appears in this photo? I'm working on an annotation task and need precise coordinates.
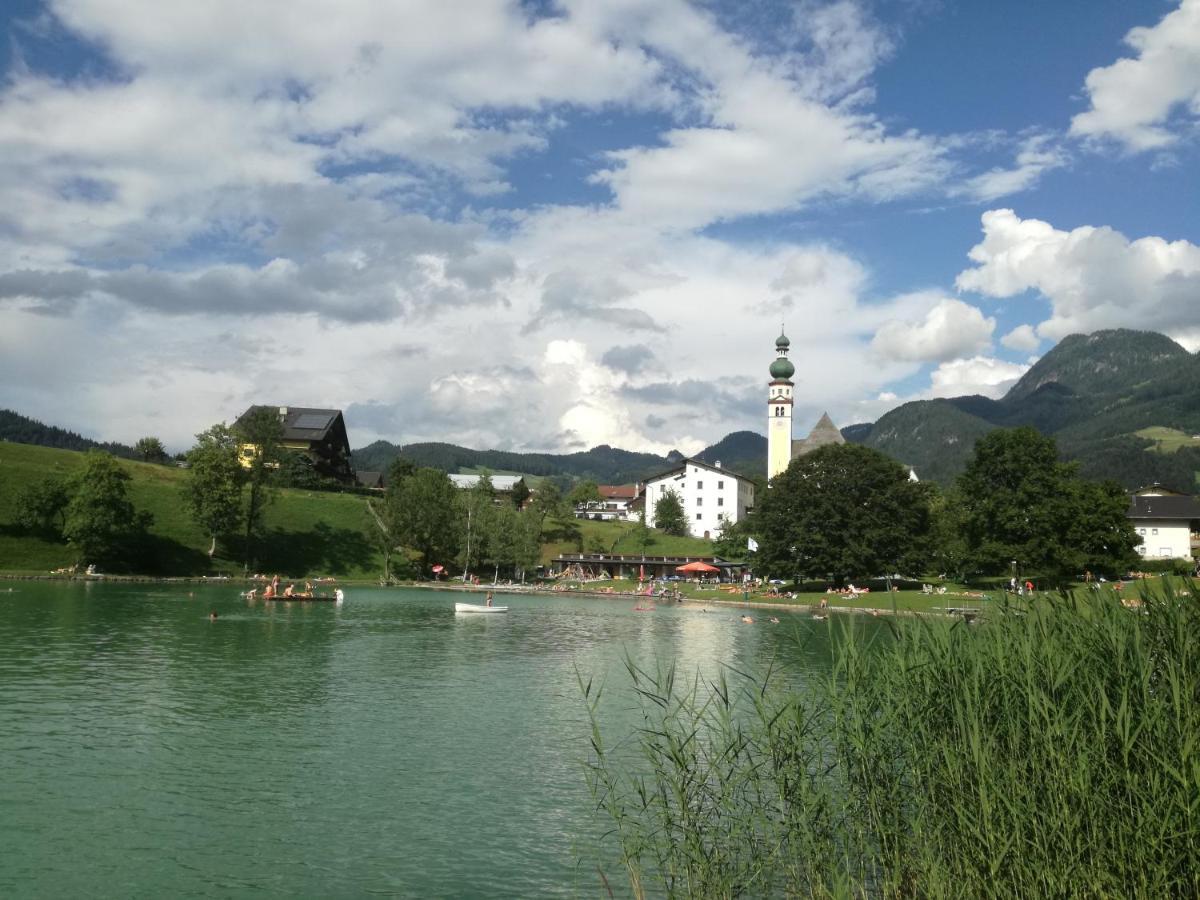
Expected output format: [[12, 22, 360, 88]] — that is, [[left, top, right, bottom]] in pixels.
[[582, 580, 1200, 898]]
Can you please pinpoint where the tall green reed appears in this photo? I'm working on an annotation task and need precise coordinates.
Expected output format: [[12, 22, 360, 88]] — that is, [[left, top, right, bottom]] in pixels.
[[583, 580, 1200, 897]]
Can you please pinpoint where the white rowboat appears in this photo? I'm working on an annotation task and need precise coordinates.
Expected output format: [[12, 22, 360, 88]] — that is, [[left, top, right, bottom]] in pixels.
[[455, 602, 509, 614]]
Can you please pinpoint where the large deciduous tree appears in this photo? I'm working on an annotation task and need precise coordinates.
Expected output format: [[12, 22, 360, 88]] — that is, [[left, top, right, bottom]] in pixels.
[[389, 468, 460, 576], [654, 489, 688, 537], [14, 477, 70, 537], [568, 480, 603, 507], [63, 451, 152, 570], [183, 424, 244, 560], [134, 436, 168, 464], [755, 444, 932, 583], [956, 427, 1138, 579]]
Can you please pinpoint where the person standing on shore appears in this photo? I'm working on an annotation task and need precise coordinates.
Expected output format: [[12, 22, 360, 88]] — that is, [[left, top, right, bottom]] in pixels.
[[486, 591, 494, 607]]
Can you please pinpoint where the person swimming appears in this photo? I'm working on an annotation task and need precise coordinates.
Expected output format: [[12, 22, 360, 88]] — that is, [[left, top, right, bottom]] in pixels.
[[209, 611, 218, 621]]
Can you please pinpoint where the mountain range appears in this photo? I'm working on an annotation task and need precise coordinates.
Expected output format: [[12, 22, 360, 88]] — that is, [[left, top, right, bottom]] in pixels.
[[352, 329, 1200, 491], [850, 329, 1200, 489], [4, 329, 1198, 492]]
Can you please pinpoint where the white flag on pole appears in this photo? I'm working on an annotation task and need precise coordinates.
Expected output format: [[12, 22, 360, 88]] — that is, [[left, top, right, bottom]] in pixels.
[[747, 537, 759, 552]]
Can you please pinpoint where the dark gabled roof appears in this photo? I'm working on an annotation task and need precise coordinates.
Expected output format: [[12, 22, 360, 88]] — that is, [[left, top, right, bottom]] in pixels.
[[642, 457, 755, 486], [1128, 495, 1200, 520], [236, 405, 345, 442], [356, 471, 384, 489]]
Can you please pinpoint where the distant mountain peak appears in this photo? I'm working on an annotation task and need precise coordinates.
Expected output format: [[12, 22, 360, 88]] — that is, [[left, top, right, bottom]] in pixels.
[[1006, 328, 1188, 402]]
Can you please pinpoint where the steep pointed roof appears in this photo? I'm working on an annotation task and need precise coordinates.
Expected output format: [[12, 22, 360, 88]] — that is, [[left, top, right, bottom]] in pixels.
[[792, 411, 846, 457], [808, 412, 845, 446]]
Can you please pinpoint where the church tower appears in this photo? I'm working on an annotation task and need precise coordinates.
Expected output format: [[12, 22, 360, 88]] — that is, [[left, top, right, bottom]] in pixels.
[[767, 330, 795, 481]]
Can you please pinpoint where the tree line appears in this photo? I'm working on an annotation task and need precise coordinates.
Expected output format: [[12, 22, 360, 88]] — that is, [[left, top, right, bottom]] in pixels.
[[734, 426, 1142, 586], [365, 460, 567, 582], [13, 418, 1146, 584]]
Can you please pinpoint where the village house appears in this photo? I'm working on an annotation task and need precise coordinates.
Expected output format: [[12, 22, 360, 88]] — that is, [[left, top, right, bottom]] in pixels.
[[235, 405, 355, 483], [1127, 485, 1200, 560], [575, 484, 642, 521], [642, 459, 754, 539]]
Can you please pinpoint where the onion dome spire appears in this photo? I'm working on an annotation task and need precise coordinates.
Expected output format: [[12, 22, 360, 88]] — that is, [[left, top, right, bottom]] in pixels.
[[770, 325, 794, 380]]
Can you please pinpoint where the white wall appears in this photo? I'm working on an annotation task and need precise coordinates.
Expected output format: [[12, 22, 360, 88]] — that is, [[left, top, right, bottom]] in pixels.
[[1132, 519, 1193, 559], [644, 463, 753, 538]]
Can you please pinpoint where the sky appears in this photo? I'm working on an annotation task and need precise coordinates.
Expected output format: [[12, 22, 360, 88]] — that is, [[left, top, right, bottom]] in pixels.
[[0, 0, 1198, 456]]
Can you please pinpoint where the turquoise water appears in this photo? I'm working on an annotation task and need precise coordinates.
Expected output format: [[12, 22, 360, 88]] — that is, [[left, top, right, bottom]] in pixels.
[[0, 583, 868, 897]]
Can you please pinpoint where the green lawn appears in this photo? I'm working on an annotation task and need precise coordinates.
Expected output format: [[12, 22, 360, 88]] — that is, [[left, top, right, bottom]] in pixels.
[[0, 441, 383, 578], [1136, 426, 1200, 454], [539, 516, 715, 565]]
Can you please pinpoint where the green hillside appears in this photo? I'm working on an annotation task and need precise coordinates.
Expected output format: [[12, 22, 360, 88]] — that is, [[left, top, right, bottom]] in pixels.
[[1, 408, 136, 458], [851, 329, 1200, 489], [0, 443, 718, 578], [0, 442, 381, 578], [539, 517, 715, 566], [1005, 329, 1189, 402], [863, 400, 996, 484], [694, 430, 765, 478], [352, 439, 680, 485]]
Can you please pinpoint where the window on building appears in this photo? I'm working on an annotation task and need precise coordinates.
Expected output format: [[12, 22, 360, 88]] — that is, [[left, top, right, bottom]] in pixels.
[[717, 497, 724, 507], [696, 513, 702, 520], [697, 497, 703, 506], [717, 480, 723, 489], [1152, 528, 1159, 535], [697, 481, 703, 489], [1139, 528, 1146, 535]]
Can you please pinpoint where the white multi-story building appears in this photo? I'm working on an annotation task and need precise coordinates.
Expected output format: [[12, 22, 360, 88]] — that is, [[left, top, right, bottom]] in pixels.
[[643, 459, 754, 539], [1128, 486, 1200, 560]]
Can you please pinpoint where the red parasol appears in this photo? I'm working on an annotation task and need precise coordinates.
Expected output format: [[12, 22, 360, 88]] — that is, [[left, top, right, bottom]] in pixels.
[[431, 565, 444, 574], [676, 561, 719, 574]]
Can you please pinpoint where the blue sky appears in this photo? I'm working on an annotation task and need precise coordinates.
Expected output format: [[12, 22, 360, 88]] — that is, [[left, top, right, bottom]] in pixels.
[[0, 0, 1197, 454]]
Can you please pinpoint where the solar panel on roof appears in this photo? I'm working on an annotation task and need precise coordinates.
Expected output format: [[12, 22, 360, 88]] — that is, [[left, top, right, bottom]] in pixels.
[[294, 413, 334, 430]]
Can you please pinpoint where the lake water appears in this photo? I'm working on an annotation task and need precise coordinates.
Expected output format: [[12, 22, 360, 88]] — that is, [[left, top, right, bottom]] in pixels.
[[0, 582, 877, 897]]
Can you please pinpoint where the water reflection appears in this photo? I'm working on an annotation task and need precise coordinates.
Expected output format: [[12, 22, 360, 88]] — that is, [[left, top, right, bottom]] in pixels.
[[0, 582, 888, 897]]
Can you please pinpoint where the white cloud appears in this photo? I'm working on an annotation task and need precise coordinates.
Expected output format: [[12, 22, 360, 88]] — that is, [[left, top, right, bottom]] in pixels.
[[956, 208, 1200, 341], [0, 1, 1116, 456], [1000, 324, 1040, 352], [542, 340, 705, 456], [1070, 0, 1200, 151], [871, 295, 995, 363], [928, 356, 1030, 399], [957, 134, 1067, 202]]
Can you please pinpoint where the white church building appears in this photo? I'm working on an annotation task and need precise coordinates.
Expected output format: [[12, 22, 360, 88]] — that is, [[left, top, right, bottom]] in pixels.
[[643, 459, 754, 539]]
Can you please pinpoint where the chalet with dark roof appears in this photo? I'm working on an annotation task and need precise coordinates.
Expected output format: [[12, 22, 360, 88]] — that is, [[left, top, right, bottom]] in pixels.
[[235, 405, 355, 484], [1127, 486, 1200, 560]]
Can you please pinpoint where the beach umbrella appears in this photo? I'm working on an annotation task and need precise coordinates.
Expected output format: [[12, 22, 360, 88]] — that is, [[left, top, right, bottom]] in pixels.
[[676, 561, 719, 574]]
